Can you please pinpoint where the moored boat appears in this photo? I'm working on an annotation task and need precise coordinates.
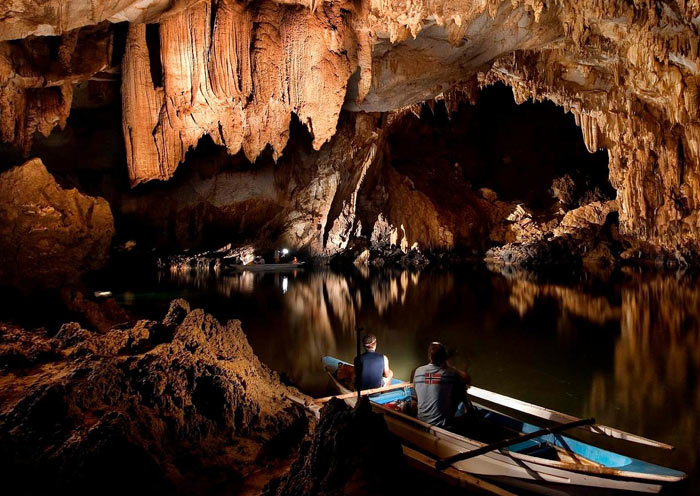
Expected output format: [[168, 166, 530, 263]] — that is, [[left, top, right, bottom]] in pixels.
[[228, 262, 305, 272], [321, 356, 686, 495]]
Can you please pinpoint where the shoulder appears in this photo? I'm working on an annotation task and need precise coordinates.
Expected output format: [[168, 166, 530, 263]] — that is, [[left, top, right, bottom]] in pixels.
[[414, 364, 430, 374], [444, 366, 465, 380]]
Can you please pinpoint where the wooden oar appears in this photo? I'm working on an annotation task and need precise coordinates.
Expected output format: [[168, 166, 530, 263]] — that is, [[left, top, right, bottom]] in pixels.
[[435, 417, 595, 471], [467, 386, 674, 450], [403, 446, 517, 496], [313, 382, 413, 404]]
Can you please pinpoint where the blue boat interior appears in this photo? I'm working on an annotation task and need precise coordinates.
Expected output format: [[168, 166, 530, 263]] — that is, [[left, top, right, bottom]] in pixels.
[[322, 356, 685, 478]]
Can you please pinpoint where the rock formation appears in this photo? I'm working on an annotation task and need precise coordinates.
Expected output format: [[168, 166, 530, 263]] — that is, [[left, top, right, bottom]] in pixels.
[[1, 0, 700, 260], [121, 0, 358, 185], [119, 112, 382, 254], [0, 23, 114, 154], [264, 397, 405, 496], [0, 158, 114, 290], [0, 299, 311, 494]]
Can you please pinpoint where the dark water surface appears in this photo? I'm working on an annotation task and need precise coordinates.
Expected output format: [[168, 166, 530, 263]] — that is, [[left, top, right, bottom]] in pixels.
[[104, 265, 699, 494]]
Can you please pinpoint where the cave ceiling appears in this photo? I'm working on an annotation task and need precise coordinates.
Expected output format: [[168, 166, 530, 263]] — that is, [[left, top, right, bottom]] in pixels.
[[2, 0, 700, 253]]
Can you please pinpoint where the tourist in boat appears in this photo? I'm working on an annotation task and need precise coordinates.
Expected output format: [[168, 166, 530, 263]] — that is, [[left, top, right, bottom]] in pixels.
[[413, 342, 468, 428], [354, 333, 394, 391]]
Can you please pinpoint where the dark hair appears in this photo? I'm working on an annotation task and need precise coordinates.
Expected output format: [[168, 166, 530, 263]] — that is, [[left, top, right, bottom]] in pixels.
[[362, 333, 377, 348], [428, 342, 447, 366]]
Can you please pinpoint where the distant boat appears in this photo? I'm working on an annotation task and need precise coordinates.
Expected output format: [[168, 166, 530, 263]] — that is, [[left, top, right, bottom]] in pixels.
[[229, 262, 305, 272], [322, 356, 686, 495]]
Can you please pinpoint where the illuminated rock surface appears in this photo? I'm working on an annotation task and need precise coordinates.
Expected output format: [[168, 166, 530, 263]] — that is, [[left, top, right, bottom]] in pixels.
[[2, 0, 700, 259], [0, 299, 310, 494], [0, 158, 114, 290]]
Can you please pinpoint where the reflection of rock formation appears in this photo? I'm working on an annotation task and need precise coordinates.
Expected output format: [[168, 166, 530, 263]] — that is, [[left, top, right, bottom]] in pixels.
[[159, 268, 258, 296], [506, 279, 620, 326], [371, 271, 421, 316], [282, 272, 354, 390], [0, 159, 114, 290], [587, 275, 700, 474]]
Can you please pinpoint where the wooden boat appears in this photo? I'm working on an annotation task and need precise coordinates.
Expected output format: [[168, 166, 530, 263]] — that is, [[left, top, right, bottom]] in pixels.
[[229, 262, 305, 272], [322, 356, 686, 495]]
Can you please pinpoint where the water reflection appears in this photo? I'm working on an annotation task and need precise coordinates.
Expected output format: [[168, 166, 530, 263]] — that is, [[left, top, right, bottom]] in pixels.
[[586, 274, 700, 484], [129, 265, 699, 493]]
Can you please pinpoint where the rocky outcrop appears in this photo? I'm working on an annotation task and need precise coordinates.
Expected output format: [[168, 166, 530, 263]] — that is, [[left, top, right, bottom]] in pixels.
[[264, 397, 405, 496], [0, 299, 311, 494], [485, 200, 620, 269], [0, 158, 114, 290]]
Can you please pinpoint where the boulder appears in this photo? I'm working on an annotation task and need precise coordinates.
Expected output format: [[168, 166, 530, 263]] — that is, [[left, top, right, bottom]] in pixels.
[[0, 158, 114, 290]]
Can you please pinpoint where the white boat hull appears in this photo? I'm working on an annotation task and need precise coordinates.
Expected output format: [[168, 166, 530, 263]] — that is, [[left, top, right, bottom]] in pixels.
[[338, 383, 664, 495], [380, 408, 662, 494]]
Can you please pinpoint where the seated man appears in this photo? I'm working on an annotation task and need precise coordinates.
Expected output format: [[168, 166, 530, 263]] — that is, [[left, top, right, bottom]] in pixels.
[[354, 334, 393, 391], [413, 342, 467, 428]]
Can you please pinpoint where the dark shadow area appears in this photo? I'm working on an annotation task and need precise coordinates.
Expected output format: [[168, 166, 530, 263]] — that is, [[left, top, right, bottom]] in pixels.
[[387, 83, 613, 211]]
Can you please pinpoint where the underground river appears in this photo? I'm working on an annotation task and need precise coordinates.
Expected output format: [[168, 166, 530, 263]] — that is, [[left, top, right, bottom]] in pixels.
[[102, 265, 698, 494]]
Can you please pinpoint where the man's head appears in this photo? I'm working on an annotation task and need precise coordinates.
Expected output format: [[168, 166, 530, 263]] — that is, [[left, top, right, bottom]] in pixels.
[[362, 333, 377, 351], [428, 342, 447, 367]]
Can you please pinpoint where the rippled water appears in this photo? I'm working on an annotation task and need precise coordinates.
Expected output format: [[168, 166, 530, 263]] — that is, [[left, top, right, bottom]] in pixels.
[[108, 265, 699, 494]]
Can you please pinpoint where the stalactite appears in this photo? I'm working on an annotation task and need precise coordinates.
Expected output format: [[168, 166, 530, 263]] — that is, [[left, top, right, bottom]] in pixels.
[[3, 0, 700, 256], [0, 25, 112, 154], [121, 0, 358, 185]]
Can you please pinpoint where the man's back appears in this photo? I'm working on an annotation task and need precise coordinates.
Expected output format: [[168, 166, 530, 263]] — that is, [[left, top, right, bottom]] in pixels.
[[413, 363, 464, 427], [355, 351, 385, 390]]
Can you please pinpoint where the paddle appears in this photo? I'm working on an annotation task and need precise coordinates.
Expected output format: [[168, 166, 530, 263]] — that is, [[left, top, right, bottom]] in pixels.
[[355, 326, 363, 405], [313, 382, 414, 404], [403, 446, 517, 496], [435, 417, 595, 471]]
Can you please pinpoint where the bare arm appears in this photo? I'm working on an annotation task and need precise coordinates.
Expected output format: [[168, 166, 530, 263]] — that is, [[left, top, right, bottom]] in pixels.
[[383, 356, 394, 385]]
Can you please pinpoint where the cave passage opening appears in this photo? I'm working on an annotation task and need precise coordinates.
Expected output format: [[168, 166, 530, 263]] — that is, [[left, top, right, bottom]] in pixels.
[[354, 82, 616, 252], [386, 83, 614, 213]]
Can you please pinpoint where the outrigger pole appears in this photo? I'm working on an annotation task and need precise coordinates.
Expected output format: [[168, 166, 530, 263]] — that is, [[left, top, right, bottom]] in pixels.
[[355, 326, 363, 406]]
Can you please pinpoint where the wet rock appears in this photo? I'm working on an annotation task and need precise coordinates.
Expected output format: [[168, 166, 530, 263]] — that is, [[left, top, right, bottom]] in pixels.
[[486, 221, 618, 271], [157, 244, 256, 273], [551, 175, 578, 208], [0, 300, 311, 494], [0, 324, 61, 372], [0, 159, 114, 290], [264, 398, 405, 496], [59, 288, 135, 333], [369, 214, 398, 250]]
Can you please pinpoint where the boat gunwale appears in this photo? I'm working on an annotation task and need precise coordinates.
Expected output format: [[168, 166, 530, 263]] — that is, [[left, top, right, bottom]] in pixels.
[[322, 358, 685, 483]]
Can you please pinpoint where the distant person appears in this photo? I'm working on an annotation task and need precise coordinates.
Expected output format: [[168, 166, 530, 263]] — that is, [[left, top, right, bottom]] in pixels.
[[292, 256, 298, 264], [354, 334, 394, 391], [413, 342, 468, 428]]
